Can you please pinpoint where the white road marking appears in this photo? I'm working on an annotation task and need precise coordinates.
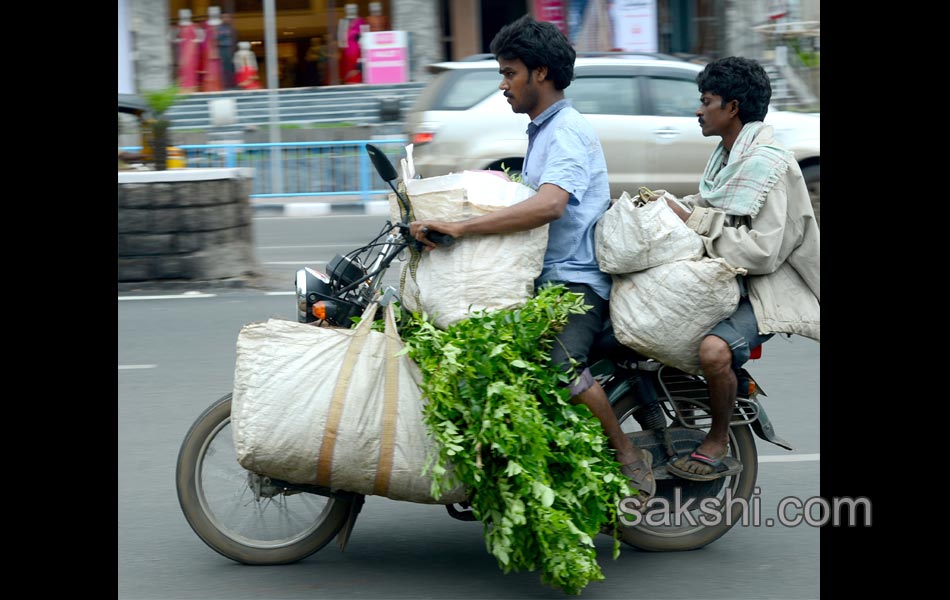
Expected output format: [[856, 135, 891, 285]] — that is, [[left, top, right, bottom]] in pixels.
[[118, 364, 157, 370], [258, 244, 357, 250], [255, 214, 389, 221], [118, 292, 217, 301], [758, 453, 820, 463]]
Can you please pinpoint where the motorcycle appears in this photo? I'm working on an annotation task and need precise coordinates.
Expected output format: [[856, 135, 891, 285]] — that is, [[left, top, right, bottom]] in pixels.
[[175, 144, 793, 565]]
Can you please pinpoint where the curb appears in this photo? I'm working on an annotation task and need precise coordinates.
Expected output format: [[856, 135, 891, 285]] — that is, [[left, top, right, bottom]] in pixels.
[[251, 199, 392, 217]]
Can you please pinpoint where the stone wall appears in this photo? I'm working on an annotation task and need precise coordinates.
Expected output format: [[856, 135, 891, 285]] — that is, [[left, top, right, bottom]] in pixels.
[[118, 169, 260, 282], [392, 0, 444, 82], [128, 0, 172, 93]]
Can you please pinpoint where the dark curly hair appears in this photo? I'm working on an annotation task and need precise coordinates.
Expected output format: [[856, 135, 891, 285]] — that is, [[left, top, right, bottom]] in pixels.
[[696, 57, 771, 124], [490, 15, 575, 90]]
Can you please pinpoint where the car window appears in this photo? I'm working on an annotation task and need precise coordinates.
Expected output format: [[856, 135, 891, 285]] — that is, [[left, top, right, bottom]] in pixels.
[[567, 77, 641, 116], [646, 77, 700, 117], [413, 69, 500, 111]]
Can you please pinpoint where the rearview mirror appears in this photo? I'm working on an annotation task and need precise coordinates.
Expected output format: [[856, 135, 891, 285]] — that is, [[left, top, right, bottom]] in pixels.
[[365, 144, 398, 182]]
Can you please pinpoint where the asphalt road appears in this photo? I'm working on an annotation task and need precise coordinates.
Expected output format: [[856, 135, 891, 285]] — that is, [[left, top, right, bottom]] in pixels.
[[118, 214, 825, 600]]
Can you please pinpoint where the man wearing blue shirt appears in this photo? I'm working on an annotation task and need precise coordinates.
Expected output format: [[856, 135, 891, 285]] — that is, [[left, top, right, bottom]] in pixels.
[[410, 15, 655, 507]]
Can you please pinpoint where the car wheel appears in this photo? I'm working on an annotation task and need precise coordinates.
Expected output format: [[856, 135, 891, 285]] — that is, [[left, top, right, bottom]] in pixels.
[[802, 164, 819, 227]]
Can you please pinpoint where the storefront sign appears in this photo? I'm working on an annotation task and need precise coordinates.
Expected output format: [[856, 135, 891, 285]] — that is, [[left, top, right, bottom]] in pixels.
[[611, 0, 658, 53], [360, 30, 409, 84]]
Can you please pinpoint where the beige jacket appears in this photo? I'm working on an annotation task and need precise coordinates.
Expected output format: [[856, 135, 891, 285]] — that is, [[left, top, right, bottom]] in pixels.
[[681, 130, 820, 342]]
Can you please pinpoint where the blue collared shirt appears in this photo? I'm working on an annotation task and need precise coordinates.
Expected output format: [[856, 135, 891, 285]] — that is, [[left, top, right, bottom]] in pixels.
[[523, 99, 612, 300]]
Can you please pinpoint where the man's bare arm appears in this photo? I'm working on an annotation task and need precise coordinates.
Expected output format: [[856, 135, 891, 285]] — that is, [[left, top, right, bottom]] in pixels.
[[410, 183, 569, 248]]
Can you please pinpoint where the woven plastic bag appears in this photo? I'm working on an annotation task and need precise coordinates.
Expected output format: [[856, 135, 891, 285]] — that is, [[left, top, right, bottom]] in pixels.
[[231, 302, 467, 504], [595, 189, 704, 274], [610, 257, 747, 375], [392, 170, 548, 329]]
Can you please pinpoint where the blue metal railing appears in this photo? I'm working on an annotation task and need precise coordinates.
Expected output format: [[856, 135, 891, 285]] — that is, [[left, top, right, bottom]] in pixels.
[[121, 138, 408, 202]]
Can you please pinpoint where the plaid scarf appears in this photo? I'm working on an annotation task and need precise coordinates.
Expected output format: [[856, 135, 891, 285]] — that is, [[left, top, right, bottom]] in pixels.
[[698, 122, 792, 218]]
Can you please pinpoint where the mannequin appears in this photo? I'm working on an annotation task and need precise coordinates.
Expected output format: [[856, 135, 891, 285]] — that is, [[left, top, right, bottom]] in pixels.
[[217, 10, 238, 89], [367, 2, 389, 32], [176, 9, 204, 92], [338, 3, 367, 84], [573, 0, 615, 52], [303, 37, 328, 86], [200, 6, 224, 92], [234, 41, 262, 90]]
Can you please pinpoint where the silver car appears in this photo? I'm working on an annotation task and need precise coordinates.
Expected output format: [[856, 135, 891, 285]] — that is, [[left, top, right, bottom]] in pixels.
[[405, 55, 820, 223]]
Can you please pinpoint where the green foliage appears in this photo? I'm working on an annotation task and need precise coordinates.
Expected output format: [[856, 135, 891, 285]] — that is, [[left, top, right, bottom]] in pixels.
[[282, 121, 357, 130], [143, 84, 181, 118], [788, 39, 820, 68], [398, 284, 630, 595], [798, 51, 820, 68], [500, 162, 526, 185], [307, 121, 357, 128]]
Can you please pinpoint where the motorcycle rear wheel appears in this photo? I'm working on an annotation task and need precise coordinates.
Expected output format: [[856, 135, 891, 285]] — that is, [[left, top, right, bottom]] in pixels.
[[611, 395, 758, 552], [176, 394, 349, 564]]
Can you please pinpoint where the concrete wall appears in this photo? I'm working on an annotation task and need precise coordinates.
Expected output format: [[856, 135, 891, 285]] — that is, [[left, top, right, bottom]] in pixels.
[[118, 169, 260, 282], [723, 0, 767, 60]]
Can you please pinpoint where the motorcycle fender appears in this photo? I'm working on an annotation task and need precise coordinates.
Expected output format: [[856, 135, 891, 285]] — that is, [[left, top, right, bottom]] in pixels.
[[605, 377, 633, 406], [336, 493, 366, 552], [750, 400, 794, 451]]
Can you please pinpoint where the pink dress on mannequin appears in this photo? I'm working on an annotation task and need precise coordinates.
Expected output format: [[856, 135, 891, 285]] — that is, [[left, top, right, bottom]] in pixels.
[[177, 21, 202, 92], [340, 17, 366, 84], [201, 22, 224, 91]]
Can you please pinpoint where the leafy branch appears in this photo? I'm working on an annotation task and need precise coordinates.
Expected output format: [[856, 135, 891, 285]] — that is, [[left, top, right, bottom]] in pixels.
[[398, 284, 630, 594]]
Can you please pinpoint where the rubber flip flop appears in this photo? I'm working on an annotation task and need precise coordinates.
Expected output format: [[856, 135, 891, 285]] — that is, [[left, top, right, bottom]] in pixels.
[[666, 450, 743, 482]]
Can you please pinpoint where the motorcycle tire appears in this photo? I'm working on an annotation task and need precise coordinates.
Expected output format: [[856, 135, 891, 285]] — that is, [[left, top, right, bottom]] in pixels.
[[175, 393, 350, 564], [611, 394, 759, 552]]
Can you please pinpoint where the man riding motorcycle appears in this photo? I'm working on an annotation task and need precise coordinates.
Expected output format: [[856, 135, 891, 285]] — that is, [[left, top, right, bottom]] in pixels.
[[409, 15, 656, 506], [661, 57, 820, 481]]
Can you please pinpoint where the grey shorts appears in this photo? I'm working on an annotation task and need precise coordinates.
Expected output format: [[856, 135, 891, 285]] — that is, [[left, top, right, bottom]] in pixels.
[[707, 296, 773, 371], [549, 282, 608, 397]]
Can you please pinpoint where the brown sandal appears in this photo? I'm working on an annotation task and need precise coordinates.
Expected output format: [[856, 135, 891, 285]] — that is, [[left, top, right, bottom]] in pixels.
[[619, 448, 656, 499]]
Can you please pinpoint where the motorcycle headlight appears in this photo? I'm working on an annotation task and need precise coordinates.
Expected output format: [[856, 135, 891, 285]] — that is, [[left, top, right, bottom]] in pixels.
[[295, 267, 334, 323]]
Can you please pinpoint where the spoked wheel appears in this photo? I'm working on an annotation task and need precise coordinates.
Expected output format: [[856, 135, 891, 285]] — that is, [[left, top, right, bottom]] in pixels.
[[175, 394, 349, 564], [611, 394, 758, 552]]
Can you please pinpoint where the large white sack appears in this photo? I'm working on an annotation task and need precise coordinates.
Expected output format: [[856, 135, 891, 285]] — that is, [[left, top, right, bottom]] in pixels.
[[595, 190, 704, 274], [231, 304, 467, 504], [392, 170, 548, 330], [610, 258, 746, 375]]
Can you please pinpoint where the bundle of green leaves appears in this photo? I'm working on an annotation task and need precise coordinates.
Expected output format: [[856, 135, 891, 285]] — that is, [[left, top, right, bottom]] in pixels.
[[398, 284, 631, 594]]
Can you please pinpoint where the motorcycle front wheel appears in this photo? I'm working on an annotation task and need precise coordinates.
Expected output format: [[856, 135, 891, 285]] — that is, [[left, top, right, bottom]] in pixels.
[[611, 394, 759, 552], [175, 394, 349, 564]]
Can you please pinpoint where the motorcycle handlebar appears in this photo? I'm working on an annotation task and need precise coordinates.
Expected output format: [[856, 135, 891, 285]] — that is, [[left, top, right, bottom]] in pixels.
[[396, 224, 456, 252], [422, 228, 456, 247]]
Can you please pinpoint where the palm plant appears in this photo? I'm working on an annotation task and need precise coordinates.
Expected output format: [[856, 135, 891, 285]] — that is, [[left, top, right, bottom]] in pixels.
[[142, 85, 180, 170]]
